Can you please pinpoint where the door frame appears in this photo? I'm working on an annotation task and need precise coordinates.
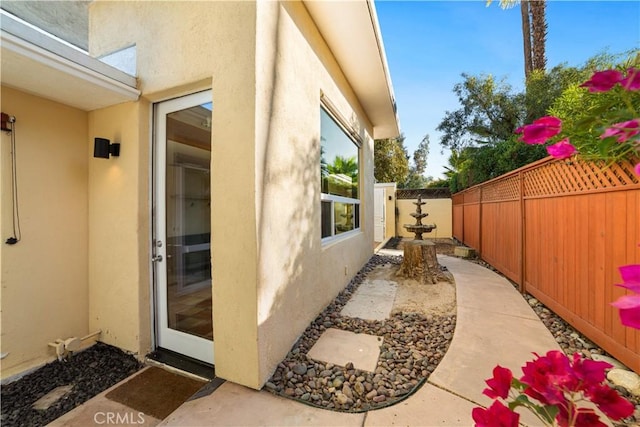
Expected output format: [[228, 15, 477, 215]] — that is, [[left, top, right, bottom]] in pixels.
[[151, 90, 214, 364]]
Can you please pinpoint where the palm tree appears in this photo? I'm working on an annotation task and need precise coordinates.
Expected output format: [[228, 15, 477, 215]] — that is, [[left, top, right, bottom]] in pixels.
[[327, 155, 358, 179], [487, 0, 547, 79]]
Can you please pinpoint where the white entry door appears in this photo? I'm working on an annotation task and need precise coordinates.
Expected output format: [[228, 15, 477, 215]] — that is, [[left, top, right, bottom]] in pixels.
[[153, 91, 214, 364], [374, 187, 385, 242]]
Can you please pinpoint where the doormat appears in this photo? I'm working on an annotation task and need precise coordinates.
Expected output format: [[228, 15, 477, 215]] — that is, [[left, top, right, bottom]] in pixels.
[[105, 367, 206, 420]]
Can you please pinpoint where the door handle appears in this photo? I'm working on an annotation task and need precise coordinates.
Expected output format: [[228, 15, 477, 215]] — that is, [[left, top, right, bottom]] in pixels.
[[152, 255, 163, 262]]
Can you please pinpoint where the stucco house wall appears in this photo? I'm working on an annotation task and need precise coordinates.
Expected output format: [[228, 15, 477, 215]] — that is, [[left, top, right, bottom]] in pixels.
[[88, 1, 383, 388], [253, 1, 376, 385], [87, 101, 151, 358], [1, 0, 397, 388], [0, 87, 90, 378]]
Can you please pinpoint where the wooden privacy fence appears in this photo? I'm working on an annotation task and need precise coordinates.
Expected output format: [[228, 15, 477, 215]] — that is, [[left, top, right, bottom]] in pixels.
[[453, 157, 640, 372]]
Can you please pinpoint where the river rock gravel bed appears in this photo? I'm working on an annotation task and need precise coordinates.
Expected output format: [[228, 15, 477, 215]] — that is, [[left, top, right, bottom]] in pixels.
[[264, 254, 456, 412], [1, 343, 142, 427]]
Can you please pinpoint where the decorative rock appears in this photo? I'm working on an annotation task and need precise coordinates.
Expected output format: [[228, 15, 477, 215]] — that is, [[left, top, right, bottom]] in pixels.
[[354, 381, 365, 395], [528, 298, 538, 307], [335, 393, 350, 405], [262, 254, 457, 413], [342, 384, 353, 399], [293, 364, 308, 375], [607, 369, 640, 396], [265, 382, 277, 391], [591, 354, 628, 371]]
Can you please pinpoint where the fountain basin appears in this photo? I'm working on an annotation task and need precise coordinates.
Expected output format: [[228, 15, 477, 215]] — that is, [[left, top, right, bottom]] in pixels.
[[403, 224, 436, 240]]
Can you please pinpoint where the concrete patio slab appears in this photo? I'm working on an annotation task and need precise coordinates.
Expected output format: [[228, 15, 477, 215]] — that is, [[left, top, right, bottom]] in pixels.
[[307, 328, 383, 372], [428, 308, 560, 417], [433, 259, 562, 394], [438, 255, 539, 320], [364, 383, 477, 426], [159, 382, 365, 427], [431, 255, 562, 427], [340, 279, 397, 321]]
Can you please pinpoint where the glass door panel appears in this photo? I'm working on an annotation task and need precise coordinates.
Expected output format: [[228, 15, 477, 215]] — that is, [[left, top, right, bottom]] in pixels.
[[154, 91, 214, 363]]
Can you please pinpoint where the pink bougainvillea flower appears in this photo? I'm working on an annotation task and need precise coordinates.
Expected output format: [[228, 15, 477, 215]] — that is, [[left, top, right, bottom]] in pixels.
[[586, 384, 635, 420], [612, 264, 640, 329], [483, 365, 513, 399], [518, 116, 562, 145], [520, 350, 574, 405], [568, 411, 608, 427], [580, 69, 624, 92], [635, 162, 640, 177], [547, 139, 577, 159], [571, 353, 611, 387], [556, 406, 607, 427], [600, 119, 640, 143], [616, 264, 640, 292], [472, 401, 520, 427], [611, 294, 640, 329], [621, 68, 640, 91]]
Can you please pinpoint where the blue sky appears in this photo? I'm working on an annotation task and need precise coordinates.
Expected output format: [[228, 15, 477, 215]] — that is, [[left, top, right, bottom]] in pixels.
[[375, 0, 640, 180]]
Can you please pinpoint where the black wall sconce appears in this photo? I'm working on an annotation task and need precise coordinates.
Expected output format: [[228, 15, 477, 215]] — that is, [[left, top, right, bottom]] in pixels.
[[94, 138, 120, 159]]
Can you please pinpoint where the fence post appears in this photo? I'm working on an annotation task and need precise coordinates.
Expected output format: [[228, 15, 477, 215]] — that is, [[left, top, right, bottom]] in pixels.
[[478, 187, 483, 257], [519, 171, 526, 293]]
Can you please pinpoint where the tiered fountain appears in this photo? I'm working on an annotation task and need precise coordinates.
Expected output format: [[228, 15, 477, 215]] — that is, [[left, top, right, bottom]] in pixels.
[[402, 194, 436, 240], [397, 194, 449, 284]]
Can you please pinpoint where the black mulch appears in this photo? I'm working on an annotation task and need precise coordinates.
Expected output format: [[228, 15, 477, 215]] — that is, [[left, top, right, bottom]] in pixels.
[[1, 342, 142, 427]]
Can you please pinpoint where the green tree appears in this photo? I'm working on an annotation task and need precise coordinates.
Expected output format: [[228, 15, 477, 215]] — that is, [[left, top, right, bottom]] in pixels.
[[437, 73, 525, 151], [402, 134, 431, 188], [374, 135, 409, 184]]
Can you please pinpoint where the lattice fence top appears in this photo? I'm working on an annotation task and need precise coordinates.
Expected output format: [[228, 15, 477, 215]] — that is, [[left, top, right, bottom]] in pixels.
[[482, 175, 520, 202], [463, 188, 481, 203], [523, 158, 639, 197], [396, 188, 451, 199]]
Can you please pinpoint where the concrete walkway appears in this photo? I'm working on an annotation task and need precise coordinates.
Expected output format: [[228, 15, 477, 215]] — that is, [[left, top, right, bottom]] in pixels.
[[159, 254, 560, 427], [55, 254, 562, 426]]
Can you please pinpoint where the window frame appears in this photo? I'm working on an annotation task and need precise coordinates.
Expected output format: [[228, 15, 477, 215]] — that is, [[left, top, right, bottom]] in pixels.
[[320, 100, 362, 243]]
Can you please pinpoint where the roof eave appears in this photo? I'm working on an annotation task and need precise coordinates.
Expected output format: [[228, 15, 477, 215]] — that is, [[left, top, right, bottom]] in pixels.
[[303, 0, 400, 139], [1, 10, 139, 112]]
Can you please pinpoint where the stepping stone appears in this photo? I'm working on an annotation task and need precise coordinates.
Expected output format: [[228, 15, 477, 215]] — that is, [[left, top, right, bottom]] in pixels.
[[32, 384, 73, 410], [341, 279, 397, 321], [307, 328, 382, 372]]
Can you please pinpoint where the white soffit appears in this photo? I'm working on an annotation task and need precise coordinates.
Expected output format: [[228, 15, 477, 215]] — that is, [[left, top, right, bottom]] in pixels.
[[0, 10, 139, 111], [303, 0, 400, 139]]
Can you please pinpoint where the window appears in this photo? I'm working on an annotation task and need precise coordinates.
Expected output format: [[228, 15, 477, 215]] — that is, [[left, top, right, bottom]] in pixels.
[[320, 107, 360, 239]]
